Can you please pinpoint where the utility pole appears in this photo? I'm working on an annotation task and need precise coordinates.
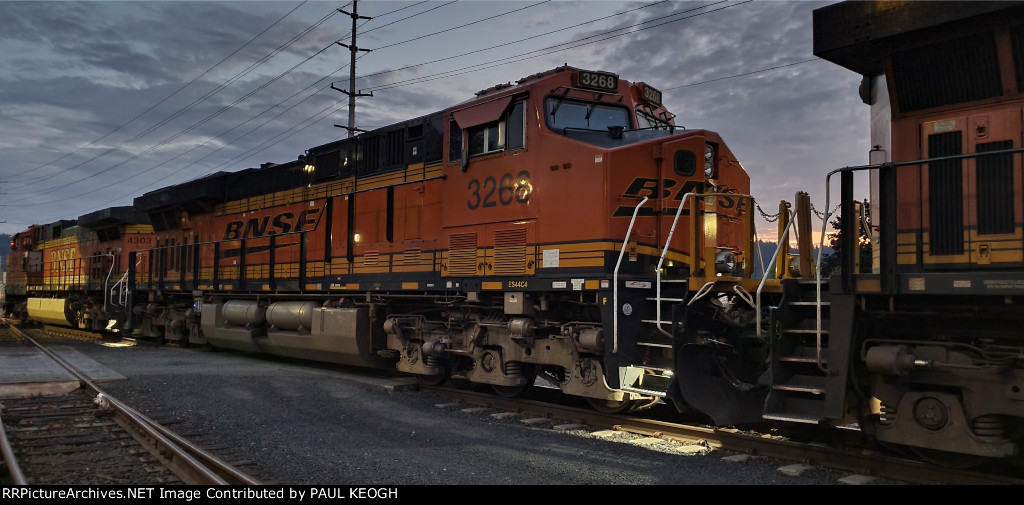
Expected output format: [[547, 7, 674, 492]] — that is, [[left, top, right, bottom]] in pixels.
[[332, 0, 373, 138]]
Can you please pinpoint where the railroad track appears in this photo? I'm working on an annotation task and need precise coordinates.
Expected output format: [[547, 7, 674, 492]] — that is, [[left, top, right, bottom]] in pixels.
[[0, 321, 262, 485], [5, 320, 1020, 485], [423, 383, 1024, 486]]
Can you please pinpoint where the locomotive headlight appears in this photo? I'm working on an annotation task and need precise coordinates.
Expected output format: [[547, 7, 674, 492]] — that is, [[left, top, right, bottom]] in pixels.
[[788, 256, 802, 277], [714, 251, 736, 274], [704, 145, 715, 178]]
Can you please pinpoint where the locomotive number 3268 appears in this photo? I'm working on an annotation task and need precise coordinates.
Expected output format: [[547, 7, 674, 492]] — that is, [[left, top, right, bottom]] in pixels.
[[467, 170, 532, 210]]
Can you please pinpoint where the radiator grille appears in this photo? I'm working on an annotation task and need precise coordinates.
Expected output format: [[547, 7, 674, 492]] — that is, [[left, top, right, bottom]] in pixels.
[[493, 228, 527, 276], [893, 32, 1000, 112], [403, 248, 421, 265], [928, 131, 964, 255], [448, 233, 478, 276], [976, 140, 1015, 235], [363, 251, 379, 267]]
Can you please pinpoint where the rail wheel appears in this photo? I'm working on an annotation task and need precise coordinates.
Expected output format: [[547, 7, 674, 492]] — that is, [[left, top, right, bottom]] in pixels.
[[586, 398, 640, 414]]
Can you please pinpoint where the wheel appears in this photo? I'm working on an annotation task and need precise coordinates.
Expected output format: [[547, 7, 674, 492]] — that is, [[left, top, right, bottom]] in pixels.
[[586, 397, 640, 414]]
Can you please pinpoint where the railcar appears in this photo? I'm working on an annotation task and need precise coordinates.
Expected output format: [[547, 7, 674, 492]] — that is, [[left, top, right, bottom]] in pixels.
[[787, 0, 1024, 464], [122, 64, 780, 414], [2, 207, 154, 331]]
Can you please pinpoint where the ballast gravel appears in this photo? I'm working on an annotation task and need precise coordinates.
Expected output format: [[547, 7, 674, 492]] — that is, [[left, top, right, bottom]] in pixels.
[[38, 335, 898, 486]]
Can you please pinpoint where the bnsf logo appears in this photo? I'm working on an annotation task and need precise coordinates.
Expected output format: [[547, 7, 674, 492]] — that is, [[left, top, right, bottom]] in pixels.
[[51, 247, 76, 261], [613, 178, 746, 217], [223, 207, 323, 240], [51, 247, 77, 273]]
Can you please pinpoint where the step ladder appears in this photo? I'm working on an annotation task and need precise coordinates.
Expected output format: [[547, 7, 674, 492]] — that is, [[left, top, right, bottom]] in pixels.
[[763, 278, 835, 423]]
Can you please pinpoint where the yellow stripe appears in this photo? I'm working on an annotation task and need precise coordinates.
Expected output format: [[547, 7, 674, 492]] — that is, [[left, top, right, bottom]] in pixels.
[[402, 282, 419, 290], [482, 281, 502, 290]]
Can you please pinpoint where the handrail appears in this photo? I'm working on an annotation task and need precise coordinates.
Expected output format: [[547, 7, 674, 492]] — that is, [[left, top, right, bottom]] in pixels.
[[612, 196, 648, 354], [813, 170, 843, 375], [654, 192, 694, 337], [756, 208, 795, 341], [110, 253, 144, 308], [101, 253, 116, 310]]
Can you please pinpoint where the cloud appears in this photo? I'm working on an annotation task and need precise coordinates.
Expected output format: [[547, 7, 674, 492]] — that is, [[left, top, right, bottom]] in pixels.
[[0, 0, 865, 242]]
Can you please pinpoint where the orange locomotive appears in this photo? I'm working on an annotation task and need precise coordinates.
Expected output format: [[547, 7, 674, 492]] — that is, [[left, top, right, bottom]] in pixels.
[[127, 65, 768, 414], [774, 0, 1024, 464], [3, 207, 154, 331]]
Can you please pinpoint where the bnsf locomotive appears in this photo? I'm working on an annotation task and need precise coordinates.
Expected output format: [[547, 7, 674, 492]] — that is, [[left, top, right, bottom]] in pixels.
[[803, 1, 1024, 464], [6, 64, 769, 418], [4, 208, 153, 332], [7, 0, 1024, 468]]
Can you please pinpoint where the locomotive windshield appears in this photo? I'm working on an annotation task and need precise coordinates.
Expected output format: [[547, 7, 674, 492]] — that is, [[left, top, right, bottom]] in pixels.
[[545, 97, 630, 131], [545, 96, 674, 147]]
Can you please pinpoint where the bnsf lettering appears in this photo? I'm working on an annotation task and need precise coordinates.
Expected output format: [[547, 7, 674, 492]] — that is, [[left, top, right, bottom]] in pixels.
[[51, 248, 76, 261], [622, 178, 703, 200], [614, 179, 705, 217], [223, 207, 322, 240], [51, 247, 77, 273]]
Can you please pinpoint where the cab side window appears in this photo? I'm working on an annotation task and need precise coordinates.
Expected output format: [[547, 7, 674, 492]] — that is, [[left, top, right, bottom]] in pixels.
[[448, 120, 463, 163], [467, 100, 525, 157]]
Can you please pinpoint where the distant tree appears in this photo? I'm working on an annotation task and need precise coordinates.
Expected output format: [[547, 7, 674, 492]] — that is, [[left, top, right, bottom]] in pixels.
[[819, 201, 872, 277]]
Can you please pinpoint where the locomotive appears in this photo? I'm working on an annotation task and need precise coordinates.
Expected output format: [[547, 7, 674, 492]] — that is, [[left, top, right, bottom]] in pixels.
[[6, 64, 773, 418], [803, 0, 1024, 465], [3, 208, 153, 332], [6, 0, 1024, 467]]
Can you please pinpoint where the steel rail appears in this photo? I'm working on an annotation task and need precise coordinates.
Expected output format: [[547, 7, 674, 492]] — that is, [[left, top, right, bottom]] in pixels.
[[2, 322, 260, 485]]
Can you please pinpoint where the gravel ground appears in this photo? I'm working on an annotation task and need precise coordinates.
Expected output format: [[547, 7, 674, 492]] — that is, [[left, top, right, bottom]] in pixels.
[[32, 335, 895, 486]]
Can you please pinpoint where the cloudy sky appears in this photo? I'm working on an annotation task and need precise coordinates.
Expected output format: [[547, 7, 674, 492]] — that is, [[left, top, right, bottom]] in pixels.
[[0, 0, 869, 241]]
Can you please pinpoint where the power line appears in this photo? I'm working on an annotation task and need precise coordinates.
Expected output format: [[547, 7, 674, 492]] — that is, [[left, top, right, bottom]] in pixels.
[[5, 4, 344, 203], [68, 2, 454, 214], [4, 1, 314, 190], [350, 1, 670, 87], [14, 0, 802, 223], [365, 1, 746, 92], [664, 58, 822, 90]]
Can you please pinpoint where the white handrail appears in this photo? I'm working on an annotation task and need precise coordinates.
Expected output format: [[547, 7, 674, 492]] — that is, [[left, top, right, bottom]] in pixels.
[[813, 171, 844, 374], [101, 253, 116, 309], [612, 196, 648, 354], [654, 193, 694, 338]]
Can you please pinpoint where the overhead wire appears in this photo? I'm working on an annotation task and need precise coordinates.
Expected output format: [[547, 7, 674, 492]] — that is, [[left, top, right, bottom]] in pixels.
[[6, 4, 348, 204], [363, 0, 748, 92], [15, 0, 804, 220], [70, 0, 451, 212], [3, 1, 316, 190]]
